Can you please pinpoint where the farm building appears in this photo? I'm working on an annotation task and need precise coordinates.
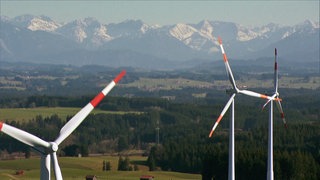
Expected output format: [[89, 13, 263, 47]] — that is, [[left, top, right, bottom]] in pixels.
[[140, 175, 154, 180], [85, 175, 97, 180]]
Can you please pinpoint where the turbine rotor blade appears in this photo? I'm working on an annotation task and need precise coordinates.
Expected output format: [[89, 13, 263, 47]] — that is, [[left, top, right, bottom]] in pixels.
[[274, 48, 278, 94], [238, 89, 279, 101], [218, 37, 238, 90], [263, 99, 272, 110], [51, 152, 63, 180], [273, 49, 286, 127], [55, 70, 126, 145], [275, 100, 287, 128], [0, 122, 51, 149], [209, 93, 236, 137]]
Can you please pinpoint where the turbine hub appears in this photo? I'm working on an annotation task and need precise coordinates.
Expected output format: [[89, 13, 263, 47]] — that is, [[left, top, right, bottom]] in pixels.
[[50, 142, 58, 152]]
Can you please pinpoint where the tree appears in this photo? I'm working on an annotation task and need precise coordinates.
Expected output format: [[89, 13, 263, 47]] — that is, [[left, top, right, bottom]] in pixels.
[[147, 146, 157, 171], [134, 164, 139, 171], [63, 144, 80, 157], [103, 160, 111, 171], [118, 156, 132, 171], [24, 149, 31, 159]]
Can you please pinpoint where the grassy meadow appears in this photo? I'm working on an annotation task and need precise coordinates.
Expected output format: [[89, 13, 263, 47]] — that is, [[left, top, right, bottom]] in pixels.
[[0, 156, 201, 180], [0, 107, 140, 123], [123, 76, 320, 91]]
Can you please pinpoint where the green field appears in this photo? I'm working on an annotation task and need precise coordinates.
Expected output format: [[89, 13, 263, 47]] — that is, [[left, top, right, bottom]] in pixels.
[[0, 107, 140, 122], [124, 77, 214, 91], [123, 76, 320, 91], [0, 156, 201, 180]]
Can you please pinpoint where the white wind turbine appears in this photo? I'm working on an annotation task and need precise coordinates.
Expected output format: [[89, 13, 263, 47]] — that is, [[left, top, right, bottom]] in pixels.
[[208, 37, 280, 180], [0, 70, 126, 180], [262, 48, 287, 180]]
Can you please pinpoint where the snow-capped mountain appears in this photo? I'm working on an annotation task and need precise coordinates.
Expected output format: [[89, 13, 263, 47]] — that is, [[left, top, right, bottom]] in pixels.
[[169, 21, 216, 52], [0, 15, 319, 69], [56, 17, 113, 48], [13, 15, 61, 32], [107, 19, 153, 38]]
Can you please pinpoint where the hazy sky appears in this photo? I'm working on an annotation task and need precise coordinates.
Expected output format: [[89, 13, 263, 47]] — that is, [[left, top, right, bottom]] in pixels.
[[1, 1, 319, 26]]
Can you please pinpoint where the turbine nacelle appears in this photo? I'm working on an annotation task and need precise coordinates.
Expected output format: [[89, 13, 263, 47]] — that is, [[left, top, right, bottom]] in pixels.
[[226, 88, 237, 95]]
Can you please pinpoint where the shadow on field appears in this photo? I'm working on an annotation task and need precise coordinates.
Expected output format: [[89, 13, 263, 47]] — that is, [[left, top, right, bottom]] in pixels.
[[131, 160, 148, 166]]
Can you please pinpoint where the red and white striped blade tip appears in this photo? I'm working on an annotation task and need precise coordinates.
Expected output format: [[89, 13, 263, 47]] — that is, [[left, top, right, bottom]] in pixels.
[[209, 126, 216, 138], [209, 116, 223, 138], [218, 37, 222, 44], [114, 70, 126, 83], [209, 130, 214, 138]]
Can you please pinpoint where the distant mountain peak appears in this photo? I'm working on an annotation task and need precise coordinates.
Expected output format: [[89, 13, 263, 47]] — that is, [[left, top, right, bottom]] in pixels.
[[198, 20, 214, 39], [54, 17, 114, 44], [298, 19, 319, 29], [74, 17, 100, 27], [28, 17, 61, 32], [169, 23, 197, 41], [13, 14, 37, 22], [0, 15, 11, 22], [106, 19, 151, 38], [11, 14, 61, 32]]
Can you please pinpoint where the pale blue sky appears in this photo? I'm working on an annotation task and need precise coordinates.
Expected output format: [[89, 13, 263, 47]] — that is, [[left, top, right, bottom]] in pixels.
[[1, 1, 319, 26]]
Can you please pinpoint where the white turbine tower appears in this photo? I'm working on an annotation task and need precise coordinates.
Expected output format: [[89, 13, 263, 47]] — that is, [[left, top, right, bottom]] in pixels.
[[209, 37, 280, 180], [0, 70, 126, 180], [262, 48, 287, 180]]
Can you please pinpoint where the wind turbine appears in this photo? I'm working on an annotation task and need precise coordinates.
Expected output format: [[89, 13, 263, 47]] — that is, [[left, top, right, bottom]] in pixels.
[[208, 37, 279, 180], [0, 70, 126, 180], [262, 48, 287, 180], [263, 48, 287, 127]]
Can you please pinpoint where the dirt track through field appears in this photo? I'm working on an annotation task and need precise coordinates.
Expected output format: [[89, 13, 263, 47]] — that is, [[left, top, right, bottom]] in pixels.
[[1, 173, 19, 180]]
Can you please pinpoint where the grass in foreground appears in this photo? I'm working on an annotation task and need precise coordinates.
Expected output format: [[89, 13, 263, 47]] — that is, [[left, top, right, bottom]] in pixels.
[[0, 156, 201, 180]]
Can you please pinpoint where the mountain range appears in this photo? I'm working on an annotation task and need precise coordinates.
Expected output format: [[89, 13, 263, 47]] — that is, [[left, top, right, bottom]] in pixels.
[[0, 15, 319, 69]]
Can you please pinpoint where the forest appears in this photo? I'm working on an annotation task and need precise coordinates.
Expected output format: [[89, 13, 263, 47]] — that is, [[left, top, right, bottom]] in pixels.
[[0, 63, 319, 179], [0, 94, 319, 179]]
